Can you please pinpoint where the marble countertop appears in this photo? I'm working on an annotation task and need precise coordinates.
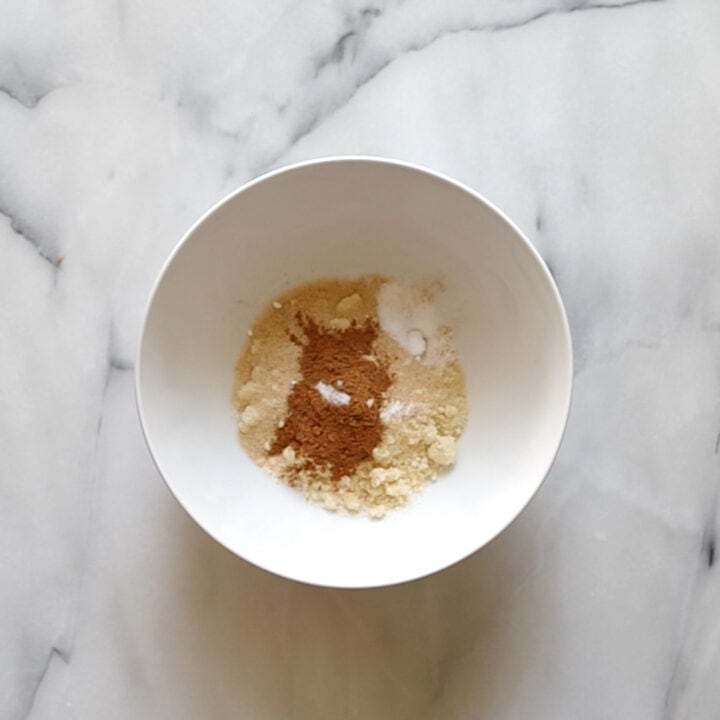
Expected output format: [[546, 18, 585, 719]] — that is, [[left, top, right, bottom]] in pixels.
[[3, 0, 720, 717]]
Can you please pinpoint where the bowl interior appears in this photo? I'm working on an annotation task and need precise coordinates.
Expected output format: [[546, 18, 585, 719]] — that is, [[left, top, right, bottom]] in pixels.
[[138, 159, 572, 588]]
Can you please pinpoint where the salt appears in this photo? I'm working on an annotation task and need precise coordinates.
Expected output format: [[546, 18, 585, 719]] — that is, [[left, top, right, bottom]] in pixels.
[[314, 381, 351, 406], [380, 400, 415, 422]]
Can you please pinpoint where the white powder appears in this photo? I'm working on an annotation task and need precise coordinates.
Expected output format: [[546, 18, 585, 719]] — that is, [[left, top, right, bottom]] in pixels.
[[377, 280, 442, 358], [405, 329, 427, 357], [314, 381, 351, 406], [380, 400, 415, 422]]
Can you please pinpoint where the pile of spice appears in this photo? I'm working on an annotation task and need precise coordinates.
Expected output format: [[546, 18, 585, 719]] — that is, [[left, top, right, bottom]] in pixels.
[[232, 276, 467, 518]]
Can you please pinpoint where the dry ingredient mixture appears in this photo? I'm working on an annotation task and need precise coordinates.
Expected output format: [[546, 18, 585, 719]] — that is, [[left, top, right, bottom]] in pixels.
[[232, 276, 467, 518]]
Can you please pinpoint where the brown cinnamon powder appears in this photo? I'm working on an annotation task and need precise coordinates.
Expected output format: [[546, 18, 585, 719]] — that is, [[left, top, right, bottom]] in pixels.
[[270, 315, 391, 480]]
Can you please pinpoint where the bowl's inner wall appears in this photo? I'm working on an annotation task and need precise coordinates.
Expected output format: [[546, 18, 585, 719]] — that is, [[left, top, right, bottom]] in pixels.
[[139, 160, 571, 587]]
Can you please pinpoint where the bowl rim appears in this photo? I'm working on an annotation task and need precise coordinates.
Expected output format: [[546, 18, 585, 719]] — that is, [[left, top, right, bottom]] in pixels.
[[135, 155, 574, 589]]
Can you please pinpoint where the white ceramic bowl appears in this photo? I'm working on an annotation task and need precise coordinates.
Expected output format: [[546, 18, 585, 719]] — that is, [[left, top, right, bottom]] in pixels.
[[136, 157, 572, 588]]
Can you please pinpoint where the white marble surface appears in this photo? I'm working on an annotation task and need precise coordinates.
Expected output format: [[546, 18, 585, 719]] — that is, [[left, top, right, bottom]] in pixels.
[[2, 0, 720, 717]]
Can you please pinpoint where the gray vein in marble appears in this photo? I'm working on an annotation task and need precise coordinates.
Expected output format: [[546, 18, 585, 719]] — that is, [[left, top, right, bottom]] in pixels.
[[312, 5, 383, 78], [661, 443, 720, 718], [0, 57, 56, 109], [662, 581, 704, 719], [0, 205, 61, 270], [95, 324, 134, 443], [268, 0, 665, 173], [98, 364, 132, 438], [109, 357, 134, 372], [484, 0, 664, 33], [107, 322, 135, 381], [196, 0, 659, 179], [535, 210, 544, 233], [704, 531, 715, 569], [22, 644, 70, 720], [0, 82, 53, 110], [662, 649, 685, 720]]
